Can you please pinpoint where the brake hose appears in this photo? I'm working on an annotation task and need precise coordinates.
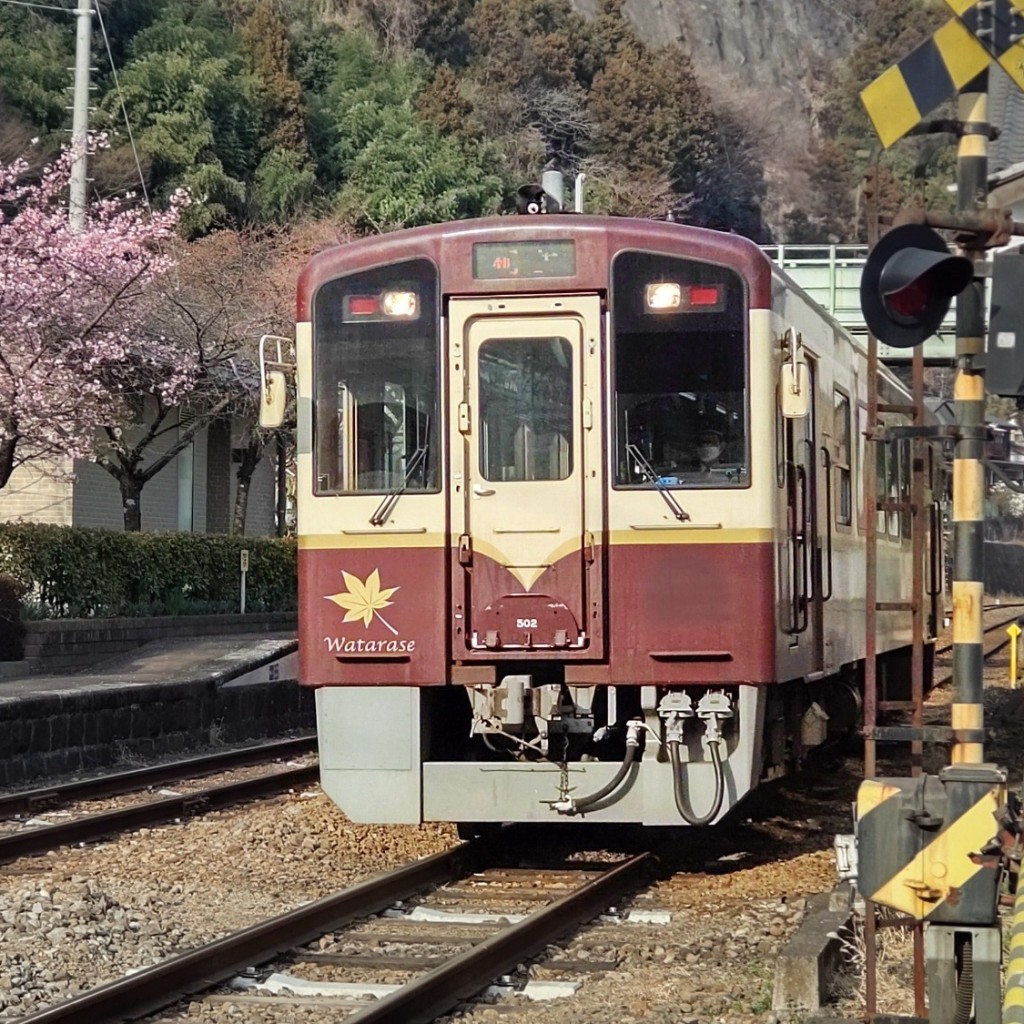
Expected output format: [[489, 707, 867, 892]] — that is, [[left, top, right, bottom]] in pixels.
[[668, 738, 726, 826]]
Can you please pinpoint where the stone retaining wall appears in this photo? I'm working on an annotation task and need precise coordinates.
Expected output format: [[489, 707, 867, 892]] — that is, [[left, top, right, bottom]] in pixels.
[[0, 675, 315, 788], [18, 612, 298, 673]]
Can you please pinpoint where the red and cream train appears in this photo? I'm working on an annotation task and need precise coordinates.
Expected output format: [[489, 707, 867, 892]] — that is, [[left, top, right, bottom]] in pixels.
[[261, 210, 937, 828]]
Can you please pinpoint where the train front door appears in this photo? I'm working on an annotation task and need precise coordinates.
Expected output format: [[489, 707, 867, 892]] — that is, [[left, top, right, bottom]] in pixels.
[[448, 296, 604, 657]]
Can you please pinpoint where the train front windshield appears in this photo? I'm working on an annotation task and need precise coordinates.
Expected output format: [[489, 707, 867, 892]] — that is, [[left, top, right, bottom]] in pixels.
[[312, 260, 440, 495], [612, 251, 749, 488]]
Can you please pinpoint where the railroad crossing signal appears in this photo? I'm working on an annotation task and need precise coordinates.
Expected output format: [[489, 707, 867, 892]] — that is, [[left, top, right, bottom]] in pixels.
[[861, 0, 1024, 147], [859, 224, 973, 347]]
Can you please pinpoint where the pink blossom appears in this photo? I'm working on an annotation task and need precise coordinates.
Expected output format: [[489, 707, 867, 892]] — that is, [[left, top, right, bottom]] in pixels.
[[0, 139, 193, 487]]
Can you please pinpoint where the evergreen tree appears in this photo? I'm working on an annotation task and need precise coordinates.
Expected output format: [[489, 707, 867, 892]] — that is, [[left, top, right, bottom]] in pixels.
[[462, 0, 593, 177], [98, 0, 264, 235], [587, 40, 717, 217], [239, 0, 316, 222], [416, 65, 482, 141], [0, 8, 73, 137]]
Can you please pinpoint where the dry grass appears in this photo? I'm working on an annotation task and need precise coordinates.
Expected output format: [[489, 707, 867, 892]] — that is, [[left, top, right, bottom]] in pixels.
[[829, 909, 920, 1017]]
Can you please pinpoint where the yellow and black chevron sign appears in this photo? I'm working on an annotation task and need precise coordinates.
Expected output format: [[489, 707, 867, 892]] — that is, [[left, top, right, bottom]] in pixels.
[[856, 768, 1006, 923], [861, 0, 1024, 148]]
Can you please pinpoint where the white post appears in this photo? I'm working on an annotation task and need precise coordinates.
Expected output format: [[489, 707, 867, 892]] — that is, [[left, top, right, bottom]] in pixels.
[[239, 549, 249, 614], [69, 0, 92, 233]]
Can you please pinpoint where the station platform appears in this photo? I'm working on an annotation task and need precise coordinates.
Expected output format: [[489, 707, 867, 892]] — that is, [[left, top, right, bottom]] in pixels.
[[0, 632, 313, 789]]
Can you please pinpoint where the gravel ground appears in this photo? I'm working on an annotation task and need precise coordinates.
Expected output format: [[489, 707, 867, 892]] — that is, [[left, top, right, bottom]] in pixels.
[[0, 791, 456, 1020], [4, 607, 1021, 1024], [0, 764, 848, 1024]]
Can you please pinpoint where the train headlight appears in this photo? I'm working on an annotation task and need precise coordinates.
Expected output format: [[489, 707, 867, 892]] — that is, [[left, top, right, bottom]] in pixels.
[[645, 282, 682, 311], [382, 291, 418, 318], [645, 282, 725, 313], [343, 291, 420, 322]]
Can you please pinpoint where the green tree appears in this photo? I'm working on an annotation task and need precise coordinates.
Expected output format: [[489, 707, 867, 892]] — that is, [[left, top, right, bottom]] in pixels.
[[303, 27, 506, 230], [338, 122, 505, 231], [587, 41, 717, 213], [0, 8, 73, 136], [415, 0, 475, 66], [416, 64, 481, 142], [97, 1, 264, 234], [240, 1, 309, 154], [462, 0, 593, 176], [239, 1, 316, 222]]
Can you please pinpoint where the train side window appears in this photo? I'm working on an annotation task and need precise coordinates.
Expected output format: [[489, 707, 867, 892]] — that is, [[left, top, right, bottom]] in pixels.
[[900, 437, 912, 539], [833, 389, 852, 527], [888, 437, 901, 538], [311, 259, 440, 495], [876, 440, 887, 536]]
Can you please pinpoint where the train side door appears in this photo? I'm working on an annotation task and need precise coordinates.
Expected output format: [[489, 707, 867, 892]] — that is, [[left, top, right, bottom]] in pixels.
[[448, 296, 604, 657], [781, 355, 824, 674]]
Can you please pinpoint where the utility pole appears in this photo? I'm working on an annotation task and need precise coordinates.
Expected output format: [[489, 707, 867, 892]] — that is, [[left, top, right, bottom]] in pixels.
[[69, 0, 92, 233], [853, 4, 1024, 1020]]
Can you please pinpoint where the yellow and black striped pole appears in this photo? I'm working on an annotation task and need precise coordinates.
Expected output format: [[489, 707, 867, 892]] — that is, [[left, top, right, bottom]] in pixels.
[[1006, 880, 1024, 1024], [950, 74, 988, 767]]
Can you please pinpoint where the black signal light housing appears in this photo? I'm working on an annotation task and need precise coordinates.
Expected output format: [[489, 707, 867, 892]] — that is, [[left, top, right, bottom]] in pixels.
[[860, 224, 974, 348]]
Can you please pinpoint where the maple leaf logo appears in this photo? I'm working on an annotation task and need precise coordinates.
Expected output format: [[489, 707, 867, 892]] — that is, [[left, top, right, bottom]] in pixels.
[[325, 569, 399, 634]]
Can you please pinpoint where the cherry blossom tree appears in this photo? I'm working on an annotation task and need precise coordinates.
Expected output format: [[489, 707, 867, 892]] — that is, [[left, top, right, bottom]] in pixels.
[[0, 141, 187, 495], [93, 228, 279, 534]]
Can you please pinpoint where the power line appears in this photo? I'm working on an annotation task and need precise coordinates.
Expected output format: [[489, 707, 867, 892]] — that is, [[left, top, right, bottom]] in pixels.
[[0, 0, 74, 13], [93, 0, 150, 208]]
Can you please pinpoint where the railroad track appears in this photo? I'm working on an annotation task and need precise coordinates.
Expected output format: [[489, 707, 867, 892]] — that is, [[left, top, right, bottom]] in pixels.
[[0, 738, 318, 863], [934, 608, 1024, 665], [16, 836, 653, 1024], [0, 735, 316, 816]]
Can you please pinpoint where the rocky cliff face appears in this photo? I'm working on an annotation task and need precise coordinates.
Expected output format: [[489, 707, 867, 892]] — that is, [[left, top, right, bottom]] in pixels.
[[574, 0, 865, 118], [574, 0, 870, 231]]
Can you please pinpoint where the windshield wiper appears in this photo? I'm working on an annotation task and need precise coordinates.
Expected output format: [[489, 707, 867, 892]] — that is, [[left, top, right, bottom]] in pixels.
[[369, 445, 429, 526], [625, 443, 690, 522]]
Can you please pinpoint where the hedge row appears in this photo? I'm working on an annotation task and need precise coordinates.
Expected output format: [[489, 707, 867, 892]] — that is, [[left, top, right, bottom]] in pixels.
[[0, 524, 297, 619]]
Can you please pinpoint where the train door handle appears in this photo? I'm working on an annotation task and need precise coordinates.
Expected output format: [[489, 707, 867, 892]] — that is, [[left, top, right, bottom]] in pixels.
[[472, 484, 495, 497]]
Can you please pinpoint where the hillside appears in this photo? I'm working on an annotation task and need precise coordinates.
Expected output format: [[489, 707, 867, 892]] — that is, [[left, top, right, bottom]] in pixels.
[[0, 0, 931, 242], [599, 0, 872, 229]]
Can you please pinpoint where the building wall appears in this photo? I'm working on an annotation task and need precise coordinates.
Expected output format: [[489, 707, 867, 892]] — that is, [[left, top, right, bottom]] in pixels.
[[191, 422, 209, 534], [0, 459, 74, 525], [1, 405, 278, 537], [232, 428, 278, 537], [72, 402, 183, 531], [205, 420, 232, 535]]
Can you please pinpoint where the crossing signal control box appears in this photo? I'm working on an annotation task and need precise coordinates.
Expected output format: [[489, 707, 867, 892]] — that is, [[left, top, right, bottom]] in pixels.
[[986, 247, 1024, 397], [856, 765, 1006, 925]]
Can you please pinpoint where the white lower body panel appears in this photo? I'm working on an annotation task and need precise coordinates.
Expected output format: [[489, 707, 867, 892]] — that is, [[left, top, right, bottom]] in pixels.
[[316, 685, 765, 826]]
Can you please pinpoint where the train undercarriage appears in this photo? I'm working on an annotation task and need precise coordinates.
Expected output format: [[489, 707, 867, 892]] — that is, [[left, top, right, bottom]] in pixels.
[[314, 658, 892, 828]]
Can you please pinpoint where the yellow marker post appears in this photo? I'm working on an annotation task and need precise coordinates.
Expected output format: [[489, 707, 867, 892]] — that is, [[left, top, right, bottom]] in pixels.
[[1010, 622, 1022, 687]]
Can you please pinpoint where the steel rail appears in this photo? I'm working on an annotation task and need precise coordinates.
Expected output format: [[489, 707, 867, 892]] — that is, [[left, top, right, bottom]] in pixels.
[[932, 613, 1023, 688], [345, 850, 652, 1024], [0, 736, 317, 817], [0, 765, 319, 863], [16, 841, 480, 1024], [934, 610, 1024, 659]]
